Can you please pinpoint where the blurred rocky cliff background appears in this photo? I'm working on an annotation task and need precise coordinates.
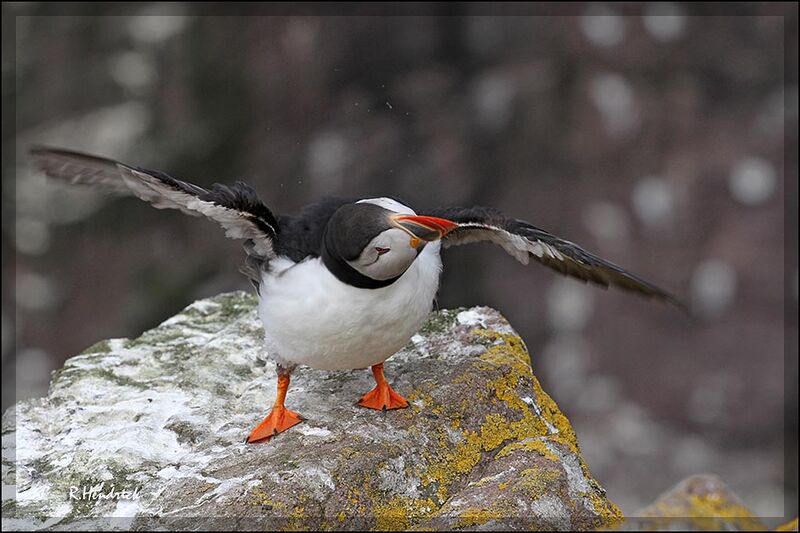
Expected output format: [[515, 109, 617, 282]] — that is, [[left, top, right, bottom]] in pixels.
[[3, 2, 797, 520]]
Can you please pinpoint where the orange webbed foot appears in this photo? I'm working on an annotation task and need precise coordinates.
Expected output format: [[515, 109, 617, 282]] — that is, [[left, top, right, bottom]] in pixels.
[[357, 362, 408, 411], [358, 382, 409, 411], [247, 406, 305, 443]]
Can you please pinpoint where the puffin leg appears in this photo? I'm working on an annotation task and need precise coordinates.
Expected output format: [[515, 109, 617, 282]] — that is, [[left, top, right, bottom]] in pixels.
[[357, 363, 409, 410], [247, 365, 304, 443]]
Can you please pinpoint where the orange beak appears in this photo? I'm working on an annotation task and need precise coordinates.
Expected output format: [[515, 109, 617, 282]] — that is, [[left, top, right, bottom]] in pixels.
[[392, 215, 459, 243]]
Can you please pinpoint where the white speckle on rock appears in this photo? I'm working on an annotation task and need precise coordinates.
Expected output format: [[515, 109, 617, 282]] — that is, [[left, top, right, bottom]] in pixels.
[[4, 292, 618, 530], [377, 456, 420, 498], [156, 466, 179, 480], [205, 474, 257, 503], [15, 482, 51, 504], [546, 440, 592, 497], [185, 299, 219, 315], [111, 499, 139, 526], [531, 404, 559, 435], [107, 338, 128, 352], [295, 425, 333, 438], [288, 468, 336, 500], [456, 309, 488, 327], [529, 494, 571, 529], [410, 334, 430, 358]]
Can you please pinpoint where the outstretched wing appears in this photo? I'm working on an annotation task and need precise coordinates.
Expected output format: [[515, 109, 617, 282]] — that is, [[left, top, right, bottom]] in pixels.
[[426, 206, 683, 308], [29, 146, 279, 260]]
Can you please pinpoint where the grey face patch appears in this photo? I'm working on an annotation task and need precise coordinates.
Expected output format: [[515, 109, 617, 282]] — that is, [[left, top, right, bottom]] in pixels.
[[346, 228, 422, 280]]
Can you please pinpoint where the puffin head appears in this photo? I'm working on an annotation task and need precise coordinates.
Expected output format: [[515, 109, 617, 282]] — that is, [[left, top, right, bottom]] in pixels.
[[322, 198, 458, 288]]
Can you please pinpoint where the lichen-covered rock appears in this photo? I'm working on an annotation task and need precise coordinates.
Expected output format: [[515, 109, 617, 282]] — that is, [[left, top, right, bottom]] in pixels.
[[3, 291, 622, 531], [626, 474, 767, 531]]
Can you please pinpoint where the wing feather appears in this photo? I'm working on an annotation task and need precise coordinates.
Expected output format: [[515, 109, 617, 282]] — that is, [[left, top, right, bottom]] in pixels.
[[427, 206, 683, 308], [30, 146, 278, 259]]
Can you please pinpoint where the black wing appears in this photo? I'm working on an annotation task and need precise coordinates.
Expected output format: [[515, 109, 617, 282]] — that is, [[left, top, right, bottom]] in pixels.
[[29, 146, 280, 285], [426, 206, 683, 308]]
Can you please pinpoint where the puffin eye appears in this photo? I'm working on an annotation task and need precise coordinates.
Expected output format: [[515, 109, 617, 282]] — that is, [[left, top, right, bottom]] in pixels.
[[375, 247, 390, 256]]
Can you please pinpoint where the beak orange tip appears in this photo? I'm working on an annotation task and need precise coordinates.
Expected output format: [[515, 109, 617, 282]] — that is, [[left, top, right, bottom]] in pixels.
[[395, 215, 458, 235]]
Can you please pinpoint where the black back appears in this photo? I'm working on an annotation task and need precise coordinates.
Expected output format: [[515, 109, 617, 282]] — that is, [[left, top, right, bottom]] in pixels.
[[274, 196, 413, 262], [275, 196, 419, 289], [274, 196, 354, 261]]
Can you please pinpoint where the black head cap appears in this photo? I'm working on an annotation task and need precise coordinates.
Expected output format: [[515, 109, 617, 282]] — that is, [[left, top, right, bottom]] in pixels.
[[321, 203, 398, 289]]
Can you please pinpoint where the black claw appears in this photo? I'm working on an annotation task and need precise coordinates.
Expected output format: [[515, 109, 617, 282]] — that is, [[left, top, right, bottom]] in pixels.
[[272, 428, 279, 436]]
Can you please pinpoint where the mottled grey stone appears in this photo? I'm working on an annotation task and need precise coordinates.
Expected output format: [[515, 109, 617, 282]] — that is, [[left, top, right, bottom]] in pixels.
[[3, 291, 622, 531]]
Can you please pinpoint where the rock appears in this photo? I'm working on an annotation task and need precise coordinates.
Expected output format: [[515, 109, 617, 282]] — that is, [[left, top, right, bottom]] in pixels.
[[3, 291, 622, 531], [626, 474, 767, 531]]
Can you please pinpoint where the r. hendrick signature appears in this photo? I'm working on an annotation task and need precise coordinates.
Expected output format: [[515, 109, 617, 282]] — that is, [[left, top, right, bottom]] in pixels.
[[68, 482, 141, 501]]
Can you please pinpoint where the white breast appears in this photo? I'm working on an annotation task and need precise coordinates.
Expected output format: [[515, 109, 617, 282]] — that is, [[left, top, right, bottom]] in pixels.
[[257, 241, 443, 370]]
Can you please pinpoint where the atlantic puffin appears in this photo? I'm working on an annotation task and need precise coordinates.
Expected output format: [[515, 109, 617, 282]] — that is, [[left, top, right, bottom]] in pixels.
[[30, 146, 682, 443]]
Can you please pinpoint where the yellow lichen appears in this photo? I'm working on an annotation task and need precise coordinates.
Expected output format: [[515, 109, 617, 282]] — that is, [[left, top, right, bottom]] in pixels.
[[457, 506, 505, 528], [474, 329, 533, 377], [372, 496, 437, 531], [474, 332, 569, 457], [583, 489, 625, 528], [412, 328, 559, 508], [373, 497, 411, 531], [406, 388, 444, 415], [473, 327, 581, 454], [529, 375, 580, 454], [344, 486, 368, 515], [512, 468, 563, 500], [418, 427, 483, 502], [637, 491, 762, 531], [283, 493, 310, 532], [776, 517, 799, 531], [250, 488, 288, 512], [496, 437, 561, 463], [684, 493, 764, 531], [318, 324, 621, 531]]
